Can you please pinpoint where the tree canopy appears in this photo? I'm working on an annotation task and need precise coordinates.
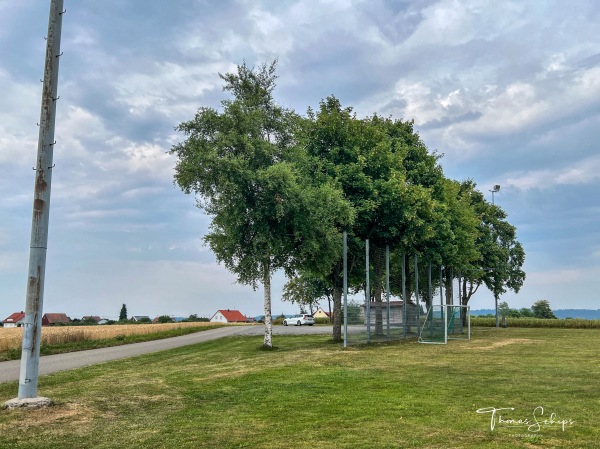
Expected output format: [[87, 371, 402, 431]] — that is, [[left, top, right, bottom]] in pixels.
[[531, 300, 557, 319], [172, 62, 526, 344], [171, 61, 352, 347]]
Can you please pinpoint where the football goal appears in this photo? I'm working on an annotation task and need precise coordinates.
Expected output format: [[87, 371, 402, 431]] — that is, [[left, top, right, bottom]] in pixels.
[[418, 304, 470, 344]]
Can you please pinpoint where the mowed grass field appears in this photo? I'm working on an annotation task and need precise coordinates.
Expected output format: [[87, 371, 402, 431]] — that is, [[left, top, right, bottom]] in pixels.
[[1, 327, 598, 449]]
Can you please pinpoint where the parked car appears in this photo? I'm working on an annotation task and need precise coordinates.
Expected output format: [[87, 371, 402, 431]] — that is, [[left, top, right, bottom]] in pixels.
[[283, 314, 315, 326]]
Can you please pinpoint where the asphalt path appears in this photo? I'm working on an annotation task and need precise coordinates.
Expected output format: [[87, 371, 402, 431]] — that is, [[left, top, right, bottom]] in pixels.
[[0, 325, 336, 384]]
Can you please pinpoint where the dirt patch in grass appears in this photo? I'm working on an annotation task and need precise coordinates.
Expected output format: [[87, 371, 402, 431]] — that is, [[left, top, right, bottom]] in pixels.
[[469, 338, 535, 351], [9, 402, 95, 432]]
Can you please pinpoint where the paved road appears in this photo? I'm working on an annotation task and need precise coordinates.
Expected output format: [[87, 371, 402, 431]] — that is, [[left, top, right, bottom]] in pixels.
[[0, 325, 335, 384]]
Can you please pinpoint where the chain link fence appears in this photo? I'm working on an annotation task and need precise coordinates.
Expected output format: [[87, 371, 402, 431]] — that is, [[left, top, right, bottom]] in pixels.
[[343, 236, 461, 346]]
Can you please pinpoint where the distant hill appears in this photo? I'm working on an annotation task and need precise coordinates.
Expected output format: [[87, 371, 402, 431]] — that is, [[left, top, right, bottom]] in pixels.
[[553, 309, 600, 320], [471, 309, 600, 320]]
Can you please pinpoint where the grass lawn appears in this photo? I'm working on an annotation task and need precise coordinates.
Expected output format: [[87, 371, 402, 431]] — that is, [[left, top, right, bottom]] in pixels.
[[0, 327, 598, 448]]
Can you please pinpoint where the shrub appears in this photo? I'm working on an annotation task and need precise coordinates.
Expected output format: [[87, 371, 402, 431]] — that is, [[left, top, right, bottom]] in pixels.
[[314, 317, 331, 325]]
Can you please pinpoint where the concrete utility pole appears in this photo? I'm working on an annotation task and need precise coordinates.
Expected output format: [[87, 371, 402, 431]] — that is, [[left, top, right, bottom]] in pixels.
[[5, 0, 65, 409]]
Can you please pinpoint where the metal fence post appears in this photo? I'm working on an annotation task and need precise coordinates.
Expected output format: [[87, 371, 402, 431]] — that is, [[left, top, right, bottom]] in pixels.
[[414, 254, 419, 327], [402, 252, 407, 338], [386, 245, 390, 338], [343, 231, 348, 347], [365, 239, 370, 343]]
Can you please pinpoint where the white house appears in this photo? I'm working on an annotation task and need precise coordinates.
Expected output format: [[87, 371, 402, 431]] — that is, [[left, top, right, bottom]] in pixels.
[[210, 309, 247, 323], [2, 312, 25, 328]]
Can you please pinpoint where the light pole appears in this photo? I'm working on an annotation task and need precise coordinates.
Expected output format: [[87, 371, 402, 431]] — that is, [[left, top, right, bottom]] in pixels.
[[489, 184, 500, 205], [488, 185, 500, 326]]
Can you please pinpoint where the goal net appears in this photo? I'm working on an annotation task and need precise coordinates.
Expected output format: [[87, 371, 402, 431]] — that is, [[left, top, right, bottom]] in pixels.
[[418, 304, 470, 344]]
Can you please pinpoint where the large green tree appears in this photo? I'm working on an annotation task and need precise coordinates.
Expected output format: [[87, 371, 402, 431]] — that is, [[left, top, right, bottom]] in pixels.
[[531, 300, 557, 319], [282, 274, 332, 316], [170, 62, 351, 347], [300, 97, 449, 339]]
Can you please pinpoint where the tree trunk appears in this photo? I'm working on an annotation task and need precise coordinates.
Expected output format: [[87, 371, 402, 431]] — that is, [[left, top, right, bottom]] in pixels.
[[460, 279, 481, 322], [444, 267, 453, 305], [262, 260, 273, 348], [405, 253, 412, 309], [372, 247, 385, 336], [461, 278, 468, 322], [332, 287, 342, 342], [327, 295, 333, 324], [374, 284, 384, 336]]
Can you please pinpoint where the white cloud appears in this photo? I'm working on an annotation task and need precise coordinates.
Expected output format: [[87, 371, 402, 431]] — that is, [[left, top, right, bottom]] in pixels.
[[403, 0, 526, 48], [100, 140, 175, 180], [527, 268, 586, 286], [246, 9, 295, 57], [0, 69, 41, 166], [114, 61, 228, 119], [505, 154, 600, 190], [120, 186, 165, 200]]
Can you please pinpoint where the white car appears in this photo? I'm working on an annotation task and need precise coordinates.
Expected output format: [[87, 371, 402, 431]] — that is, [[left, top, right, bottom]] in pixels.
[[283, 314, 315, 326]]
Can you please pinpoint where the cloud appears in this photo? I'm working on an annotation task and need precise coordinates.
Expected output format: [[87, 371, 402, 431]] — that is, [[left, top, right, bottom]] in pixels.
[[505, 155, 600, 190]]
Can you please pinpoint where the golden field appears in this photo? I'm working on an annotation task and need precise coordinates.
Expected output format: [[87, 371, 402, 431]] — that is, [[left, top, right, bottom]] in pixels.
[[0, 322, 219, 353]]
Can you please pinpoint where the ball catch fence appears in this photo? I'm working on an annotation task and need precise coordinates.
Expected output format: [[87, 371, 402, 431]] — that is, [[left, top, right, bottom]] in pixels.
[[342, 234, 471, 347]]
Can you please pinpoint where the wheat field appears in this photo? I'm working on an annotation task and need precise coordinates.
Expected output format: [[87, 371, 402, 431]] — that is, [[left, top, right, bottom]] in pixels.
[[0, 322, 218, 352]]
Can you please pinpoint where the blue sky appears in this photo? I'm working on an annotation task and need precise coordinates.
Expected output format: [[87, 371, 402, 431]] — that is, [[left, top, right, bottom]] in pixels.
[[1, 0, 599, 320]]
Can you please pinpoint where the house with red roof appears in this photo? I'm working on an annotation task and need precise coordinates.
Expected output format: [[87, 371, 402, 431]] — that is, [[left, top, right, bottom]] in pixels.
[[210, 309, 247, 323], [42, 313, 70, 326], [2, 312, 25, 328]]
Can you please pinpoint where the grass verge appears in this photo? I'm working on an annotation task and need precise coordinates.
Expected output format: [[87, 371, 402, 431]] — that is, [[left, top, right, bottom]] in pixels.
[[1, 327, 598, 448]]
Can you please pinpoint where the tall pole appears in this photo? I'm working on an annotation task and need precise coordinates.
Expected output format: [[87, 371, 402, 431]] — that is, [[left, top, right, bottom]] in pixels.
[[343, 231, 348, 348], [402, 253, 407, 338], [18, 0, 64, 401], [386, 245, 390, 338], [428, 260, 432, 310], [365, 239, 370, 343], [414, 254, 419, 326]]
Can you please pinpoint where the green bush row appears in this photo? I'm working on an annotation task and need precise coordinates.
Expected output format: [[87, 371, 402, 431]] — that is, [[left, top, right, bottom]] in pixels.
[[471, 316, 600, 329], [314, 317, 332, 325]]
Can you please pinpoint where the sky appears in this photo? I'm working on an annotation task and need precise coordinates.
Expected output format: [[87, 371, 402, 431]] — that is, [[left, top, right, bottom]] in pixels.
[[1, 0, 599, 321]]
